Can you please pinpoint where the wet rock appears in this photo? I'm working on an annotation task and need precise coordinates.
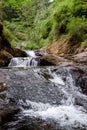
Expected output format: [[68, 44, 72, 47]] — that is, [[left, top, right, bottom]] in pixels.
[[40, 54, 67, 66], [0, 71, 7, 93], [76, 68, 87, 95], [72, 52, 87, 65], [0, 105, 20, 125], [0, 82, 7, 92], [0, 70, 20, 125], [35, 49, 46, 57], [9, 47, 27, 57]]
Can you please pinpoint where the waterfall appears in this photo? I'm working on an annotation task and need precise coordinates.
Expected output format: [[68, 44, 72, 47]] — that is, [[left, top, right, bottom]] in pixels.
[[19, 67, 87, 129], [3, 65, 87, 130], [8, 51, 40, 67], [22, 100, 87, 128], [3, 52, 87, 130]]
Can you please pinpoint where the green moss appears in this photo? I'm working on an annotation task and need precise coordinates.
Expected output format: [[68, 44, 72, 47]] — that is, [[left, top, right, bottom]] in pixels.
[[0, 50, 12, 66], [81, 40, 87, 48], [3, 27, 14, 41]]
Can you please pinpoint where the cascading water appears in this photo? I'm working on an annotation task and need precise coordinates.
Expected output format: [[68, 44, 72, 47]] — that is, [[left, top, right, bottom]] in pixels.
[[2, 64, 87, 130], [8, 51, 40, 67]]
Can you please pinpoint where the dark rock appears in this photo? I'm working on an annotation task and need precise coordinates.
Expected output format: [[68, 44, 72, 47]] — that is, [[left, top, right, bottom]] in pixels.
[[0, 70, 20, 125], [0, 105, 20, 125], [0, 82, 7, 92], [0, 50, 12, 67], [4, 47, 27, 57], [12, 47, 27, 57], [40, 54, 67, 66], [35, 50, 46, 57]]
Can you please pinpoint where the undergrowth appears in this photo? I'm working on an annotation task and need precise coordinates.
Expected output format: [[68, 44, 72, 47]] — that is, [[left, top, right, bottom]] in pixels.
[[3, 0, 87, 49]]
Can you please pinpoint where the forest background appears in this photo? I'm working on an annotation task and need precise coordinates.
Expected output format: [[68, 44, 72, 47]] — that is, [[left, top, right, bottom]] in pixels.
[[2, 0, 87, 50]]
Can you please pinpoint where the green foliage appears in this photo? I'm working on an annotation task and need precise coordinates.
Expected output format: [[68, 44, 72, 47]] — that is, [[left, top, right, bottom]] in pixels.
[[67, 17, 87, 44], [3, 0, 50, 46], [81, 39, 87, 48], [3, 0, 32, 9], [3, 27, 14, 41], [3, 0, 87, 50], [3, 26, 17, 46], [72, 0, 87, 18], [24, 42, 39, 50], [45, 0, 87, 45]]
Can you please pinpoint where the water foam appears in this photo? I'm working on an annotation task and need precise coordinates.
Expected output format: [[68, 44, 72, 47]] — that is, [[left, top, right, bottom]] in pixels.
[[26, 51, 36, 57], [23, 100, 87, 127], [9, 57, 38, 67], [49, 74, 65, 85]]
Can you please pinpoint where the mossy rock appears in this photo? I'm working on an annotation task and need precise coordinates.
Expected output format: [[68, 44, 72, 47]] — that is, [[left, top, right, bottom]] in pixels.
[[0, 50, 12, 67], [4, 47, 27, 57], [12, 47, 27, 57], [0, 48, 27, 67]]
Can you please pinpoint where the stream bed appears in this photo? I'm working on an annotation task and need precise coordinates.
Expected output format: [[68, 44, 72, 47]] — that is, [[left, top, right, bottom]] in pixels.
[[0, 51, 87, 130]]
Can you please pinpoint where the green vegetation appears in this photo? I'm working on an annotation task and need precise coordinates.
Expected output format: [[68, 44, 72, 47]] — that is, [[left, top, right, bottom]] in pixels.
[[3, 26, 17, 46], [3, 0, 87, 50]]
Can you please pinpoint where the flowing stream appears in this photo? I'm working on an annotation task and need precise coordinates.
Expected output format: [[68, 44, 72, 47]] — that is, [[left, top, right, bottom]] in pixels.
[[8, 51, 40, 67], [2, 51, 87, 130]]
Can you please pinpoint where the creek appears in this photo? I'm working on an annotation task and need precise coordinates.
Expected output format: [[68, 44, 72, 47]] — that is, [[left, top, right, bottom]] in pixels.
[[1, 51, 87, 130]]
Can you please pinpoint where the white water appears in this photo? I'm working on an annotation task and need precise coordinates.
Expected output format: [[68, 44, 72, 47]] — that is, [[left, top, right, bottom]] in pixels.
[[26, 50, 36, 57], [8, 51, 39, 67], [8, 57, 38, 67], [23, 100, 87, 128], [49, 74, 65, 85], [20, 68, 87, 128], [7, 56, 87, 129]]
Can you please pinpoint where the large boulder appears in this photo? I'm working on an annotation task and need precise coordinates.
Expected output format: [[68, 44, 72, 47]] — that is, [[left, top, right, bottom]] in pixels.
[[40, 54, 67, 66], [72, 52, 87, 65], [4, 47, 27, 57], [0, 70, 19, 125]]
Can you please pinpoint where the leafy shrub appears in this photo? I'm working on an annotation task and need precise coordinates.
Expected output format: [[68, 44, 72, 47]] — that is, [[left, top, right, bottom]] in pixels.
[[3, 25, 18, 46], [67, 17, 87, 44], [41, 20, 52, 39], [3, 0, 87, 49], [3, 27, 14, 42], [24, 42, 39, 50], [72, 3, 87, 18]]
